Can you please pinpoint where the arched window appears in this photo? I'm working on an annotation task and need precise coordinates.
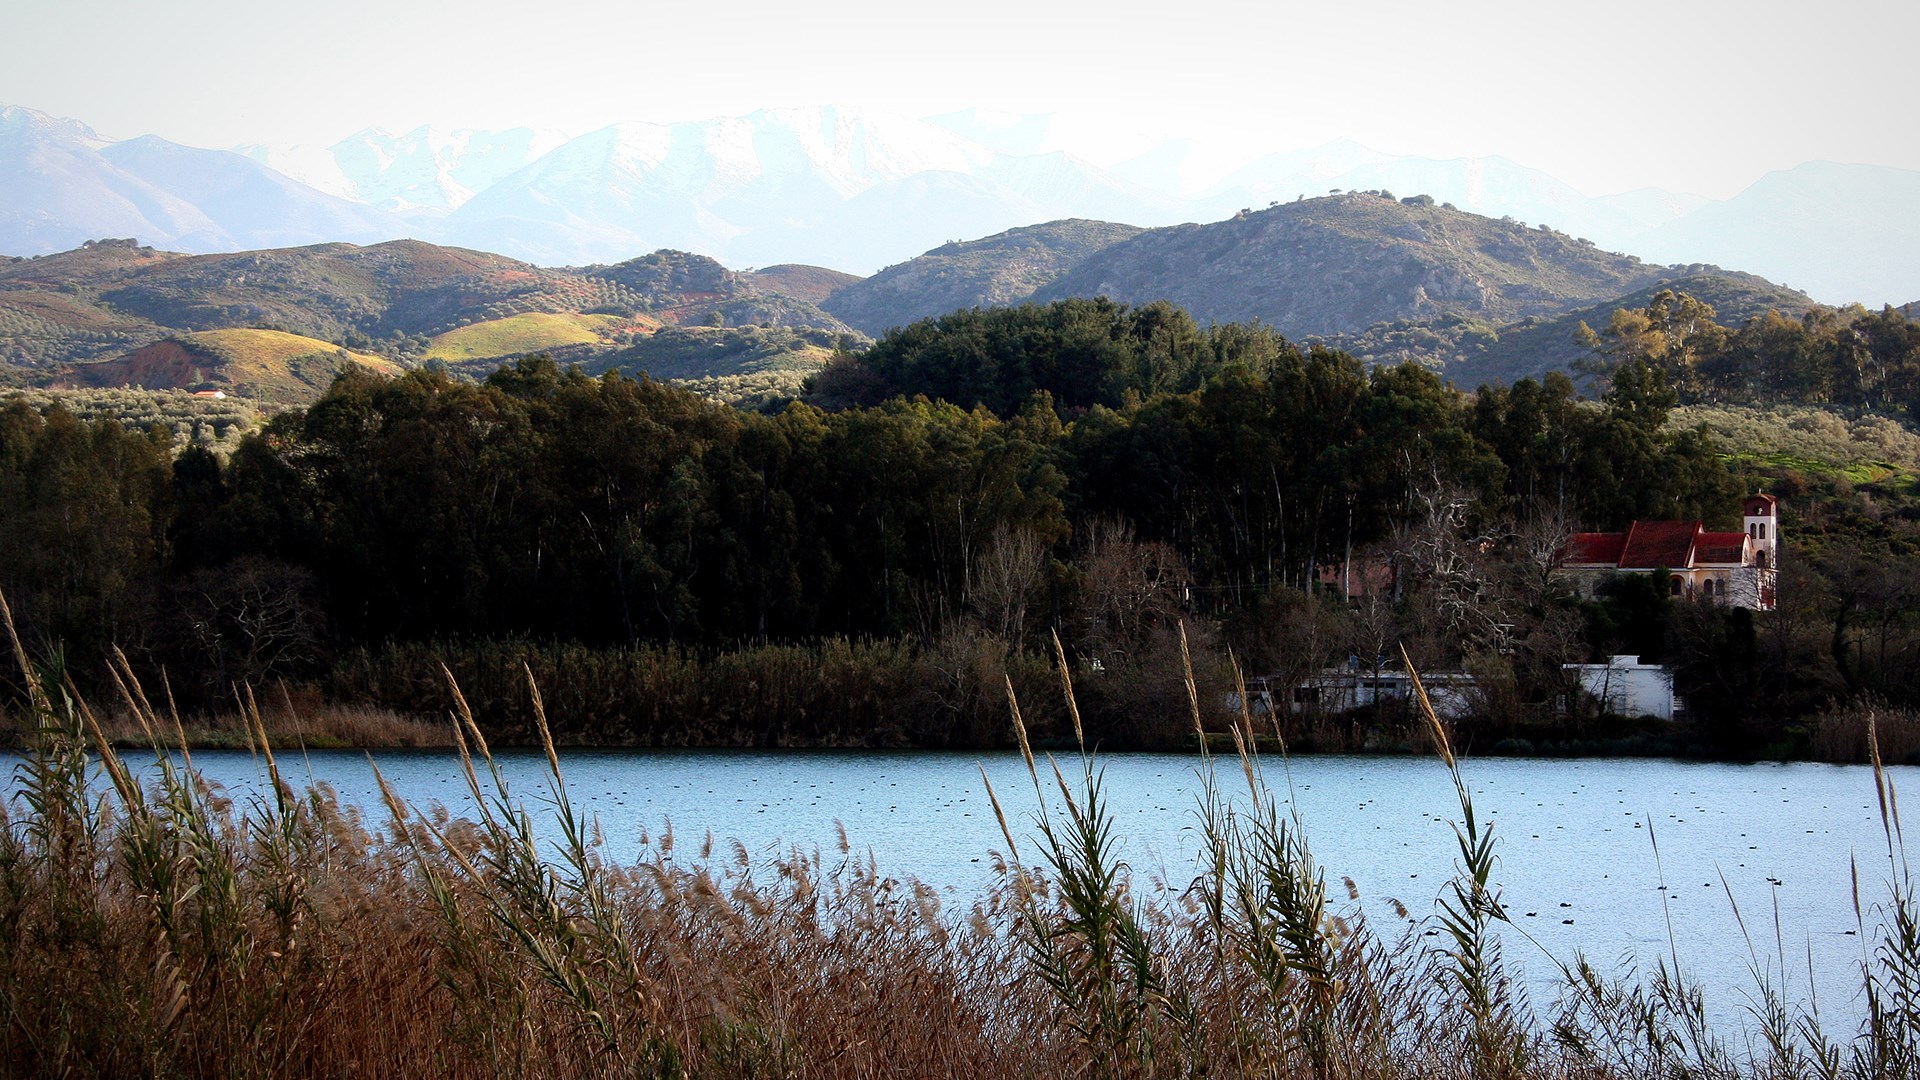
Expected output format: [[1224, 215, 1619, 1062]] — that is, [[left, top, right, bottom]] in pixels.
[[1702, 579, 1716, 599], [1670, 576, 1685, 597]]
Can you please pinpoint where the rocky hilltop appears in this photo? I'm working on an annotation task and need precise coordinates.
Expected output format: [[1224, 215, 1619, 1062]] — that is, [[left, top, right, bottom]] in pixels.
[[823, 219, 1142, 336], [1031, 193, 1670, 337]]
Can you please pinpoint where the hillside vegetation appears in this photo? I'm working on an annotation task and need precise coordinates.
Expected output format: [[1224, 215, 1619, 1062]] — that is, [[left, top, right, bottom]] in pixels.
[[424, 312, 657, 362], [816, 196, 1817, 387], [1335, 271, 1813, 385], [1, 385, 257, 452], [1680, 404, 1920, 491], [748, 263, 862, 303], [823, 219, 1143, 336], [0, 240, 856, 397], [66, 329, 401, 408], [2, 203, 1846, 397], [1034, 193, 1700, 335], [580, 250, 855, 334], [579, 324, 839, 406]]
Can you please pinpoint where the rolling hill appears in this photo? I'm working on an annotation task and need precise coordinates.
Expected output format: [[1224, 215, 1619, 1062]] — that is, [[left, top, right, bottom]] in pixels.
[[1029, 192, 1672, 336], [0, 200, 1829, 405], [818, 194, 1816, 388], [822, 219, 1143, 336], [746, 264, 862, 305], [65, 329, 401, 408], [1330, 271, 1814, 387], [1, 239, 854, 378], [424, 312, 659, 362]]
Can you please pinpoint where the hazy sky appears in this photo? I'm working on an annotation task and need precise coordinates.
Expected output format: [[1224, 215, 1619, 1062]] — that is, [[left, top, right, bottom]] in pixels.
[[4, 0, 1915, 198]]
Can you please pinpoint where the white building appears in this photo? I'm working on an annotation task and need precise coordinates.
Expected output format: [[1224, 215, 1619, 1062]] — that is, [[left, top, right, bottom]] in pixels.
[[1562, 655, 1677, 721]]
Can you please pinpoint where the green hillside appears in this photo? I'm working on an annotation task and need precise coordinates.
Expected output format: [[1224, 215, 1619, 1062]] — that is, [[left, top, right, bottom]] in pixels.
[[1337, 271, 1814, 386], [580, 324, 839, 406], [425, 312, 656, 362]]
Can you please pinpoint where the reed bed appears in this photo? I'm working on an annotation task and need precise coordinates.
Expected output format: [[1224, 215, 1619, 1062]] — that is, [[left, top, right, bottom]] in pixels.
[[4, 587, 1920, 1078], [82, 695, 452, 751], [1808, 699, 1920, 765]]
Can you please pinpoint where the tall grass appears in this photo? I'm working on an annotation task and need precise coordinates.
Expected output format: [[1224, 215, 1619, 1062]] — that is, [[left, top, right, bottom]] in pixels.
[[5, 586, 1920, 1077]]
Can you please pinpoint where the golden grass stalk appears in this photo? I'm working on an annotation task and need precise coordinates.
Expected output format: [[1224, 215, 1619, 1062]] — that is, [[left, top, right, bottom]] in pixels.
[[7, 616, 1920, 1076]]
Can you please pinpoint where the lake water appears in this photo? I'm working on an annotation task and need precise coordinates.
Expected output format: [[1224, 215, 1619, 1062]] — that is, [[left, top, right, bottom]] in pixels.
[[36, 746, 1918, 1032]]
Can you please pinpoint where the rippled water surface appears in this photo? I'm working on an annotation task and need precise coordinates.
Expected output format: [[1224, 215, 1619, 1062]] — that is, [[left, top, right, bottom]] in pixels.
[[56, 747, 1918, 1024]]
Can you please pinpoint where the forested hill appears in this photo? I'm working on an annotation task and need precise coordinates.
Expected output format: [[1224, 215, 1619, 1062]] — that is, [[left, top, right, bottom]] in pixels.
[[1341, 270, 1812, 388]]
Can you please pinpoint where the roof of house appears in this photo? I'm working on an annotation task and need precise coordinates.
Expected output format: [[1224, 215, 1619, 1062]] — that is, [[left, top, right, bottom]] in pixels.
[[1565, 532, 1628, 565], [1619, 519, 1702, 569], [1694, 532, 1750, 564], [1562, 520, 1754, 570]]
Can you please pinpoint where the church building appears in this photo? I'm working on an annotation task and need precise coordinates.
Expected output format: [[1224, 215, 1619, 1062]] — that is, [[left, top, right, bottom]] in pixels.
[[1558, 494, 1779, 611]]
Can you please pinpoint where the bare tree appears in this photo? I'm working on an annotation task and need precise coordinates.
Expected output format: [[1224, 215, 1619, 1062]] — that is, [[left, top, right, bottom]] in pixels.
[[1393, 485, 1514, 658], [967, 524, 1047, 644], [1076, 518, 1191, 662]]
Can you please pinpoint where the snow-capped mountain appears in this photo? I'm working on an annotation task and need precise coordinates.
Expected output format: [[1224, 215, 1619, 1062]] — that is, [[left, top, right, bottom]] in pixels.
[[0, 105, 219, 253], [0, 106, 409, 254], [242, 126, 570, 214], [2, 102, 1917, 302], [100, 135, 410, 248], [434, 106, 1166, 269]]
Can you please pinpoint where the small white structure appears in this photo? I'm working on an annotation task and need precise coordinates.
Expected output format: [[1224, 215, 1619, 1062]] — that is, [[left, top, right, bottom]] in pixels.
[[1563, 655, 1675, 721], [1245, 668, 1477, 721]]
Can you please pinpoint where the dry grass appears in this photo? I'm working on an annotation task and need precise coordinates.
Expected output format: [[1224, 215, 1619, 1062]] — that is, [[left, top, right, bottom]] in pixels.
[[4, 591, 1920, 1077], [1808, 700, 1920, 764], [83, 693, 453, 750]]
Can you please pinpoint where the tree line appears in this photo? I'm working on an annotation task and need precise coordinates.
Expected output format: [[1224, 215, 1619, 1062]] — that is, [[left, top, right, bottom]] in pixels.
[[4, 297, 1918, 753], [1580, 290, 1920, 411]]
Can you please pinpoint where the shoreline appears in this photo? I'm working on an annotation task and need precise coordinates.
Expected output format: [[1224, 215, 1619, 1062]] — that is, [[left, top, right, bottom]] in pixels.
[[8, 702, 1896, 765]]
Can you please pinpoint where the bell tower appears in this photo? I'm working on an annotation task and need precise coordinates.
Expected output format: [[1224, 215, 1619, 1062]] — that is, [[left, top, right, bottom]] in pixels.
[[1743, 494, 1779, 569]]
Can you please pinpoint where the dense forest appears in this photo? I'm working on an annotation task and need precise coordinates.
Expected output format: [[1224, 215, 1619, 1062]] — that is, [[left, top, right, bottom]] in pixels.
[[5, 294, 1920, 756]]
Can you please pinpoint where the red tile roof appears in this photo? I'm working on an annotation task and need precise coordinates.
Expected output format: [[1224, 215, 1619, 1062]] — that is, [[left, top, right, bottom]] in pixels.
[[1618, 520, 1702, 569], [1564, 532, 1628, 565], [1565, 521, 1756, 569], [1695, 532, 1750, 564]]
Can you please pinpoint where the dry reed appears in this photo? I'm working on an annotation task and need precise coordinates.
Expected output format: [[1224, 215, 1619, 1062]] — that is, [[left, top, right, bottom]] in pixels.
[[3, 589, 1920, 1077]]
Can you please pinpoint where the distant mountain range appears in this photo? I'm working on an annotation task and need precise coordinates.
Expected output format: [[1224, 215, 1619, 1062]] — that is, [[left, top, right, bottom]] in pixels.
[[3, 103, 1917, 306], [5, 192, 1826, 407], [0, 237, 854, 404]]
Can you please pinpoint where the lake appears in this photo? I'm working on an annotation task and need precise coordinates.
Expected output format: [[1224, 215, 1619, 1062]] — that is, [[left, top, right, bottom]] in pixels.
[[49, 746, 1918, 1031]]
